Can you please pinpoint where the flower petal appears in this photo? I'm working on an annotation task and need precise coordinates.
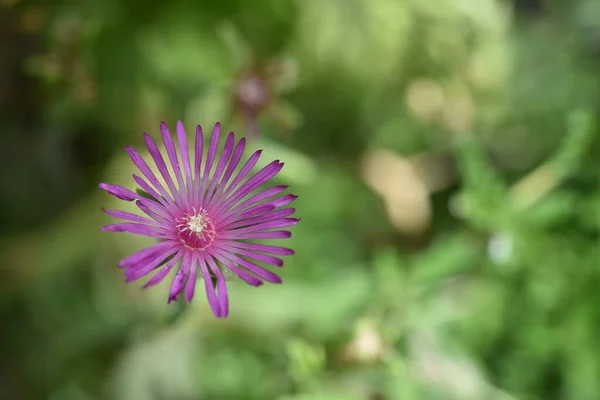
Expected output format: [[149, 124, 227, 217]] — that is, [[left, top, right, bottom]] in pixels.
[[184, 253, 198, 301], [213, 250, 282, 284], [230, 185, 288, 212], [224, 242, 295, 256], [222, 230, 292, 240], [207, 250, 263, 287], [168, 261, 189, 303], [135, 200, 169, 223], [124, 249, 178, 282], [126, 146, 173, 203], [176, 121, 193, 193], [206, 256, 229, 317], [225, 218, 299, 235], [223, 208, 296, 230], [218, 161, 284, 214], [118, 241, 177, 267], [100, 223, 169, 238], [216, 244, 283, 267], [99, 183, 138, 201], [132, 175, 167, 205], [198, 256, 221, 317], [207, 137, 247, 204], [193, 125, 204, 204], [212, 149, 262, 206], [143, 133, 182, 203], [160, 122, 186, 195], [143, 253, 181, 288], [102, 208, 156, 225], [198, 123, 221, 204], [204, 132, 235, 204]]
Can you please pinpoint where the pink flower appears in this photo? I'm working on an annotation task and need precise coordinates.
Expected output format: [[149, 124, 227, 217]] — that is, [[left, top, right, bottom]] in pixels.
[[99, 121, 298, 317]]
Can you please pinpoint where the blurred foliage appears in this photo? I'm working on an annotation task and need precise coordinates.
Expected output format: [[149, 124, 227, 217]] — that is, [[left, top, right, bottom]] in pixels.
[[1, 0, 600, 399]]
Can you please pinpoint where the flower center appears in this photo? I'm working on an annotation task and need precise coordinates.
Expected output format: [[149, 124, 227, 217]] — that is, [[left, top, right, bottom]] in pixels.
[[175, 208, 217, 250]]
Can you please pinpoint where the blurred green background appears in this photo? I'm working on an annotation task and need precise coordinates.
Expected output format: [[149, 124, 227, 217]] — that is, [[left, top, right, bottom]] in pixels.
[[1, 0, 600, 399]]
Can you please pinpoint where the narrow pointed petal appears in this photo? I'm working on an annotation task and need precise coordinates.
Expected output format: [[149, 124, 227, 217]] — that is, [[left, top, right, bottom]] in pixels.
[[206, 250, 263, 286], [206, 257, 229, 318], [216, 244, 283, 267], [135, 200, 169, 223], [208, 138, 247, 204], [193, 125, 204, 203], [143, 133, 181, 202], [213, 250, 282, 284], [225, 218, 299, 234], [143, 254, 181, 288], [205, 132, 235, 203], [184, 253, 198, 301], [213, 149, 262, 206], [199, 257, 221, 317], [217, 161, 284, 214], [99, 183, 138, 201], [198, 123, 221, 205], [118, 241, 177, 267], [230, 185, 288, 211], [132, 175, 166, 205], [160, 122, 186, 194], [100, 223, 169, 238], [222, 194, 298, 226], [176, 121, 193, 192], [124, 249, 178, 282], [224, 242, 295, 256], [221, 230, 292, 240], [102, 208, 156, 224], [223, 208, 296, 230], [168, 262, 189, 303], [126, 146, 173, 203]]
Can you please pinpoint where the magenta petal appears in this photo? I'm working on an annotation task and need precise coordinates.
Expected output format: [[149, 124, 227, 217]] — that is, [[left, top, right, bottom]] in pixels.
[[226, 192, 296, 222], [229, 185, 288, 212], [184, 253, 197, 301], [269, 194, 298, 208], [205, 132, 235, 202], [225, 218, 299, 234], [132, 174, 167, 206], [208, 138, 247, 204], [176, 121, 193, 192], [199, 257, 221, 317], [207, 250, 263, 286], [219, 161, 284, 213], [126, 146, 173, 202], [160, 122, 186, 193], [143, 133, 181, 202], [168, 262, 188, 303], [218, 149, 262, 201], [100, 223, 168, 238], [214, 250, 282, 284], [226, 242, 295, 256], [118, 241, 176, 267], [198, 123, 221, 204], [99, 183, 138, 201], [124, 249, 178, 282], [205, 256, 229, 317], [102, 208, 155, 224], [207, 258, 229, 318], [218, 245, 283, 267], [224, 208, 295, 230], [193, 125, 204, 203], [221, 230, 292, 240], [144, 254, 181, 288], [135, 200, 169, 223]]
